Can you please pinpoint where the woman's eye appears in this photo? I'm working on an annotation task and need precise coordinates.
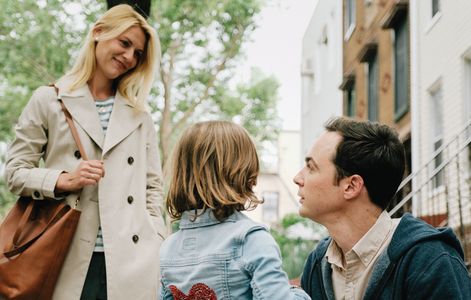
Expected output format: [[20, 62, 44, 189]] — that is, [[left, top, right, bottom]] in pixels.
[[120, 40, 130, 47], [135, 51, 143, 61]]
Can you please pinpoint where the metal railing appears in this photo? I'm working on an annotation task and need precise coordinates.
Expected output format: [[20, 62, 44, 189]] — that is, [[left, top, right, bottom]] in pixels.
[[389, 120, 471, 267]]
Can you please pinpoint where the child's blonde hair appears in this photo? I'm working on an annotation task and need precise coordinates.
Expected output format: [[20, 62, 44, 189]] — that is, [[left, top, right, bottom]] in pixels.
[[166, 121, 262, 221], [66, 4, 159, 111]]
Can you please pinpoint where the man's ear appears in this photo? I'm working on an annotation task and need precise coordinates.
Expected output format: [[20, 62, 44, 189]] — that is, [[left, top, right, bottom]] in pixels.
[[343, 174, 364, 200]]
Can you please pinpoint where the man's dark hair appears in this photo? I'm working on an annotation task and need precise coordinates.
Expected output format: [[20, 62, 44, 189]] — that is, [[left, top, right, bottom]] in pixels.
[[325, 117, 406, 210]]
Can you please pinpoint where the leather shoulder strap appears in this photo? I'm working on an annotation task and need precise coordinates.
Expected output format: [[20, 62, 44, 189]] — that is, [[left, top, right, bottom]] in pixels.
[[50, 84, 89, 161]]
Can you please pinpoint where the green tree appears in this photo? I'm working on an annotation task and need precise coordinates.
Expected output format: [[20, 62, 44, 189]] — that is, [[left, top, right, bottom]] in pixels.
[[0, 0, 281, 211], [0, 0, 105, 140], [150, 0, 279, 165], [271, 214, 327, 279]]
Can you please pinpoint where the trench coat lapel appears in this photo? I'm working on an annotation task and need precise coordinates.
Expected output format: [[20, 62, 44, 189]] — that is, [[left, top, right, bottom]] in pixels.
[[102, 92, 144, 156], [56, 80, 105, 150]]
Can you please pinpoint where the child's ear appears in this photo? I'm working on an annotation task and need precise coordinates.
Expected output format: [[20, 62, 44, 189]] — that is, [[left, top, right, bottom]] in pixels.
[[343, 174, 364, 200]]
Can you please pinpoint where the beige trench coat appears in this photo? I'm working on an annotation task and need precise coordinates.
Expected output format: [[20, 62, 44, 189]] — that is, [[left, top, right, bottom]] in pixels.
[[5, 76, 166, 300]]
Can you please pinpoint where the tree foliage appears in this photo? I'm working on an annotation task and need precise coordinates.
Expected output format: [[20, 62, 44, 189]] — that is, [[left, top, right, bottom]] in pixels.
[[151, 0, 279, 164], [270, 214, 327, 279], [0, 0, 281, 210], [0, 0, 104, 140]]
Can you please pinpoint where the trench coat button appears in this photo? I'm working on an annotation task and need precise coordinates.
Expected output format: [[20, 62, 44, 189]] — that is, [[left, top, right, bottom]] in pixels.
[[127, 156, 134, 165], [74, 150, 81, 159], [127, 196, 134, 204], [132, 235, 139, 243], [33, 191, 41, 198]]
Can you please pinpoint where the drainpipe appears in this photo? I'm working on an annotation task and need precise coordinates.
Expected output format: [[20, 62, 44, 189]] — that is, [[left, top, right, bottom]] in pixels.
[[410, 0, 420, 216]]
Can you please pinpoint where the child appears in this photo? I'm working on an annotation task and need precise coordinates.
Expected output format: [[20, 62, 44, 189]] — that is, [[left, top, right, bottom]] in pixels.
[[159, 121, 310, 299]]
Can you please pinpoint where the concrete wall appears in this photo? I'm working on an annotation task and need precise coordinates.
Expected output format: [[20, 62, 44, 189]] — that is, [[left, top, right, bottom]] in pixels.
[[300, 0, 343, 159]]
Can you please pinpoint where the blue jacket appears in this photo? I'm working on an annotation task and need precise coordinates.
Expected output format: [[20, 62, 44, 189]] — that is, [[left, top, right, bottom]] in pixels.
[[301, 213, 471, 299], [160, 209, 310, 299]]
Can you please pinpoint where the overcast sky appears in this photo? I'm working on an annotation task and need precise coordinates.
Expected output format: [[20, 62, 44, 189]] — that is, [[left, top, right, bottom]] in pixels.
[[237, 0, 318, 131]]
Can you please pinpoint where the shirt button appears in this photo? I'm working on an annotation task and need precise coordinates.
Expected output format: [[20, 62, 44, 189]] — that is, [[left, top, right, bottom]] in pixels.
[[127, 156, 134, 165], [74, 150, 81, 159], [33, 191, 41, 198], [127, 196, 134, 204], [132, 235, 139, 243]]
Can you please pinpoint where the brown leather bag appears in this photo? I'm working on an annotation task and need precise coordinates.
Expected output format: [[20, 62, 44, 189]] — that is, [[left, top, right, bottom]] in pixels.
[[0, 86, 87, 300]]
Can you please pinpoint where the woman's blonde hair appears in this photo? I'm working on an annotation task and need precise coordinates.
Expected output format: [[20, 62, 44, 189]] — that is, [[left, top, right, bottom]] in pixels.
[[66, 4, 159, 111], [166, 121, 262, 221]]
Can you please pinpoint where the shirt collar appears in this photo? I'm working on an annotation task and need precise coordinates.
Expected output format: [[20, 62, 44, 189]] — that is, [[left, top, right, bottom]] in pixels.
[[325, 211, 394, 269], [351, 211, 393, 267], [179, 209, 238, 229]]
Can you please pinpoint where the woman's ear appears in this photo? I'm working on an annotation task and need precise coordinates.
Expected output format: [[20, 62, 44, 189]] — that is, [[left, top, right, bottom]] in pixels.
[[343, 174, 364, 200], [92, 27, 102, 40]]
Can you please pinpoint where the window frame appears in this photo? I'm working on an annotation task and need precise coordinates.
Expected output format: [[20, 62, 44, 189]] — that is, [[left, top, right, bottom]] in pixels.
[[432, 0, 441, 18], [393, 14, 410, 121], [367, 52, 379, 121], [344, 0, 356, 40], [429, 85, 444, 189], [262, 191, 279, 223]]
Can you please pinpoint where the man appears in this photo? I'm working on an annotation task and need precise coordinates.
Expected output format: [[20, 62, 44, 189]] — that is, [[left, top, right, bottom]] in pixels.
[[294, 117, 470, 299]]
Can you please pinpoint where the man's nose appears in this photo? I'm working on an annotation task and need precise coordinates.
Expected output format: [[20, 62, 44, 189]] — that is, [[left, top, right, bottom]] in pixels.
[[293, 172, 303, 186]]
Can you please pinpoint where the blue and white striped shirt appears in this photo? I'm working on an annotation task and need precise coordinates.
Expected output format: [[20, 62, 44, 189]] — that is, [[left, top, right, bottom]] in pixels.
[[94, 97, 114, 252]]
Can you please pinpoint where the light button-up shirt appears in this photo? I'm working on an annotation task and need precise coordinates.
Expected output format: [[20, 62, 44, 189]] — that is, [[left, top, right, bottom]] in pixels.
[[325, 211, 400, 300]]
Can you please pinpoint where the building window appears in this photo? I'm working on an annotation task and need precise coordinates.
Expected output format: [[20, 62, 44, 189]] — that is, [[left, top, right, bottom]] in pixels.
[[262, 191, 279, 223], [345, 0, 356, 38], [432, 0, 440, 18], [346, 85, 356, 117], [393, 14, 409, 120], [429, 86, 444, 188], [368, 53, 379, 121]]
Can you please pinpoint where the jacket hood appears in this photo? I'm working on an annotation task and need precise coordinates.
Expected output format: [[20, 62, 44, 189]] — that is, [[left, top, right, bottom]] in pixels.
[[388, 213, 464, 261]]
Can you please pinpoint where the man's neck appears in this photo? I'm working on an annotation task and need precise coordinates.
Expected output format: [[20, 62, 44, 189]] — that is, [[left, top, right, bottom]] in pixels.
[[325, 206, 383, 254]]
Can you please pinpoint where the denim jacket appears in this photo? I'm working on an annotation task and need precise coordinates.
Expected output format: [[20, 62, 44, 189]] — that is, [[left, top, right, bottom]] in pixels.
[[159, 209, 310, 300]]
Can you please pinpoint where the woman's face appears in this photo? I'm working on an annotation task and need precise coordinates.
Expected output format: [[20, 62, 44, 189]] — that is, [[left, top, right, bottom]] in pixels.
[[94, 25, 146, 82]]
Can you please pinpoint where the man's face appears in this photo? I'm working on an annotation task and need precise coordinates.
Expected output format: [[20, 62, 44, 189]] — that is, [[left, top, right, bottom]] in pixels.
[[293, 131, 346, 223]]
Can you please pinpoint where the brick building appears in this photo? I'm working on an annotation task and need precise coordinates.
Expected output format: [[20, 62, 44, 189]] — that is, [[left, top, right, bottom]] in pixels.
[[339, 0, 412, 212]]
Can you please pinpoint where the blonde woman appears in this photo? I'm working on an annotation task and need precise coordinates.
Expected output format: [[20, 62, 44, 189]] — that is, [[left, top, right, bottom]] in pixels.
[[160, 121, 310, 299], [5, 4, 165, 299]]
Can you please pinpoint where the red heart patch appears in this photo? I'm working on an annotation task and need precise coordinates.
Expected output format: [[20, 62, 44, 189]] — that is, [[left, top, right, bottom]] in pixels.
[[169, 283, 217, 300]]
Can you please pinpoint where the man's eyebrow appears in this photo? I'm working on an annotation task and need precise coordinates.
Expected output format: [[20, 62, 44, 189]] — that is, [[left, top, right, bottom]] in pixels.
[[305, 157, 319, 169]]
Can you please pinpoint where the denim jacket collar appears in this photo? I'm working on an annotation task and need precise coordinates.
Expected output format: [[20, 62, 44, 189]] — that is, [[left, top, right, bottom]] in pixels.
[[180, 209, 237, 229]]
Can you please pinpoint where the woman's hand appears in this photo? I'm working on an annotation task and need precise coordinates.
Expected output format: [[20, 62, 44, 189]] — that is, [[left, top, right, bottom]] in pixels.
[[55, 160, 105, 192]]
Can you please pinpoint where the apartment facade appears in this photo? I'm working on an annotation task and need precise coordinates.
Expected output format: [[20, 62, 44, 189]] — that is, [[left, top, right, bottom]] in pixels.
[[407, 0, 471, 261], [340, 0, 412, 212], [300, 0, 343, 159]]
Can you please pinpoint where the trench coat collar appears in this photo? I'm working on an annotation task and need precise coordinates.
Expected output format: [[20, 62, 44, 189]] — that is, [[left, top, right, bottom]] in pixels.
[[55, 76, 104, 150], [55, 76, 144, 156], [102, 92, 144, 156]]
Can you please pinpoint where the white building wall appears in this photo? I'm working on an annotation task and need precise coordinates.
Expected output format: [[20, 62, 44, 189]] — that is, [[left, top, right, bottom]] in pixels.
[[300, 0, 343, 159], [412, 0, 471, 224], [246, 131, 301, 226]]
